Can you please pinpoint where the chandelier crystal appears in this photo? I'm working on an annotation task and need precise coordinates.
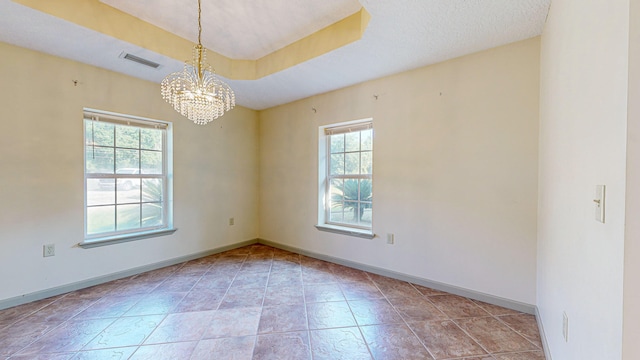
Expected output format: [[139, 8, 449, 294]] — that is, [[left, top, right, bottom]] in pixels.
[[161, 0, 235, 125]]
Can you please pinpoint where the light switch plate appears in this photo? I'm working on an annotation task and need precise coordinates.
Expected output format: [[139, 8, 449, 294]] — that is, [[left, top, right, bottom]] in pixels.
[[595, 185, 605, 223]]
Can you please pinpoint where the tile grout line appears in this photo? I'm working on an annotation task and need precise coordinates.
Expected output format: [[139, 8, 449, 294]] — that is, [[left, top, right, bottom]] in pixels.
[[331, 268, 375, 360], [493, 313, 544, 351]]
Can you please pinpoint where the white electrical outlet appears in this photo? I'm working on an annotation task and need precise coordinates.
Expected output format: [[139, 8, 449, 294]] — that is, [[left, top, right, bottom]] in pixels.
[[562, 311, 569, 342], [43, 244, 55, 257], [387, 233, 394, 244], [229, 217, 235, 226]]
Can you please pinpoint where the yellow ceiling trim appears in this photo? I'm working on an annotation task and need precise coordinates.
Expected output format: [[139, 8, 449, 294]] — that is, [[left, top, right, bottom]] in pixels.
[[12, 0, 370, 80]]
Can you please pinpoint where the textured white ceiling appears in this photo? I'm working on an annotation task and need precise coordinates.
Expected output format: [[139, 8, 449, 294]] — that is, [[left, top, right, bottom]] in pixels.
[[0, 0, 551, 110], [100, 0, 363, 60]]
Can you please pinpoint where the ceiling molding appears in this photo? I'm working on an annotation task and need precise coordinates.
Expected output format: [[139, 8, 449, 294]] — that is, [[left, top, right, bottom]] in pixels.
[[12, 0, 370, 80]]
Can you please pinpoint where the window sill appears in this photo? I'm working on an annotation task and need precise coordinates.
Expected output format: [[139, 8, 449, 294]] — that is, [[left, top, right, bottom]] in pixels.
[[315, 224, 375, 239], [79, 228, 178, 249]]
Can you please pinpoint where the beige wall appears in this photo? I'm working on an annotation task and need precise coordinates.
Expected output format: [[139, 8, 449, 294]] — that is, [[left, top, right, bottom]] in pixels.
[[259, 38, 540, 304], [0, 42, 260, 301], [538, 0, 629, 358], [624, 0, 640, 358]]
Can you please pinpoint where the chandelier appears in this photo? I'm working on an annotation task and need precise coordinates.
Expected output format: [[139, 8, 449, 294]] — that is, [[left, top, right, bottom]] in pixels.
[[161, 0, 235, 125]]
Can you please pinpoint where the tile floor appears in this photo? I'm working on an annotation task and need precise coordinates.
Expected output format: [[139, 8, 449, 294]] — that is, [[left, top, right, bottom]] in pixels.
[[0, 244, 546, 359]]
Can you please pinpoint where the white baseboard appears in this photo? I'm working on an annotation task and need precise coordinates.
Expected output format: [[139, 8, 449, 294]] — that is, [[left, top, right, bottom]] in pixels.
[[0, 239, 258, 311], [258, 238, 536, 315], [535, 306, 553, 359]]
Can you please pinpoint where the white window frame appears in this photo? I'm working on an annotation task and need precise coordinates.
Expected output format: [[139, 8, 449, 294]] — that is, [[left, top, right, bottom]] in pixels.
[[80, 108, 175, 248], [316, 118, 374, 239]]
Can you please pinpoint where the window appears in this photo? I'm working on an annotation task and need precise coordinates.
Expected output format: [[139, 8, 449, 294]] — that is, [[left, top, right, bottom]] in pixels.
[[317, 119, 373, 238], [82, 109, 174, 246]]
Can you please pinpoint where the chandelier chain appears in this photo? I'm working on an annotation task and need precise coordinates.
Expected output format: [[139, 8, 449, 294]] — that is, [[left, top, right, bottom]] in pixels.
[[197, 0, 202, 46]]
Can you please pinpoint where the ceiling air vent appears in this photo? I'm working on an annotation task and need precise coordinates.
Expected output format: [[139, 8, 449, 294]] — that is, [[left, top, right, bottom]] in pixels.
[[120, 52, 161, 69]]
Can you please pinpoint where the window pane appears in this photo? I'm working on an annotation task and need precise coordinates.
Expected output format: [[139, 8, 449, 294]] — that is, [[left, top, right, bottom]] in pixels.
[[115, 149, 139, 171], [343, 201, 358, 224], [361, 151, 372, 175], [87, 205, 115, 234], [360, 179, 373, 202], [330, 178, 344, 197], [360, 202, 372, 225], [117, 204, 141, 231], [361, 129, 373, 151], [329, 202, 344, 223], [141, 150, 163, 174], [345, 132, 360, 152], [117, 179, 140, 203], [330, 134, 344, 153], [87, 179, 114, 206], [345, 153, 359, 174], [141, 128, 163, 151], [116, 125, 139, 149], [85, 146, 114, 174], [142, 203, 163, 227], [342, 179, 359, 201], [85, 119, 93, 146], [90, 121, 115, 146], [330, 154, 344, 175], [142, 179, 163, 202]]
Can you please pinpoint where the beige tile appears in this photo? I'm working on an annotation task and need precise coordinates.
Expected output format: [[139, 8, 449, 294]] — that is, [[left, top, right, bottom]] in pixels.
[[497, 314, 543, 348], [123, 292, 187, 316], [0, 296, 60, 328], [409, 320, 487, 359], [263, 285, 305, 306], [388, 296, 447, 322], [360, 323, 434, 360], [83, 315, 163, 350], [0, 319, 61, 357], [493, 351, 546, 360], [26, 297, 97, 322], [310, 327, 372, 360], [172, 289, 225, 312], [218, 287, 265, 309], [306, 301, 357, 329], [253, 331, 311, 360], [456, 317, 540, 353], [429, 295, 490, 319], [144, 311, 215, 344], [191, 336, 256, 360], [411, 284, 449, 297], [73, 295, 143, 320], [258, 304, 308, 333], [73, 347, 137, 359], [302, 268, 338, 284], [349, 299, 404, 326], [129, 341, 197, 359], [329, 265, 371, 283], [19, 318, 116, 354], [153, 275, 200, 293], [473, 300, 523, 316], [191, 273, 235, 291], [202, 307, 261, 339], [304, 283, 345, 303], [339, 281, 385, 301]]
